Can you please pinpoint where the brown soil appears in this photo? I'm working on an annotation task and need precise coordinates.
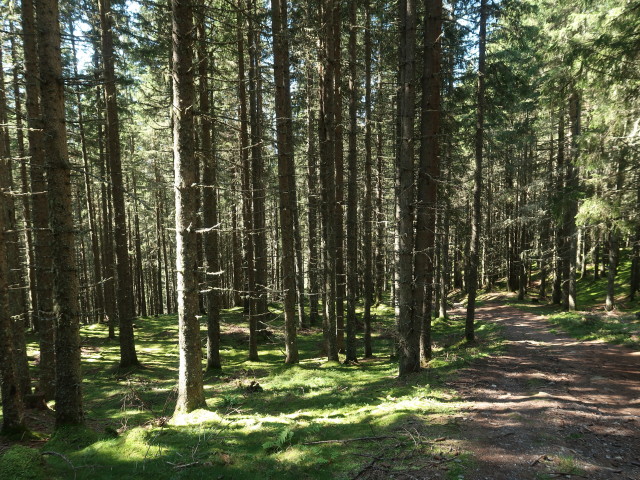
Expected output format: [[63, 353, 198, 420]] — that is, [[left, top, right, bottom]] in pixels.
[[448, 300, 640, 480]]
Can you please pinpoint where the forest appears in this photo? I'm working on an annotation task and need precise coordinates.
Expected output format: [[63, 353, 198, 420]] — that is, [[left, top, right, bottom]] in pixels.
[[0, 0, 639, 478]]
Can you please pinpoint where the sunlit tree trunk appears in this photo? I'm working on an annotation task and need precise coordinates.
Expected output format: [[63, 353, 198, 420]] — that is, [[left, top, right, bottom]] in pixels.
[[172, 0, 207, 413], [35, 0, 84, 426], [465, 0, 487, 343], [396, 0, 419, 374], [271, 0, 299, 364], [99, 0, 139, 366]]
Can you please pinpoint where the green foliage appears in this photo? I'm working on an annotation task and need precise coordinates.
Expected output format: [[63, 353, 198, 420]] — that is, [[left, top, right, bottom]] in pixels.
[[6, 301, 504, 480], [0, 446, 46, 480], [262, 427, 294, 453], [547, 312, 640, 349]]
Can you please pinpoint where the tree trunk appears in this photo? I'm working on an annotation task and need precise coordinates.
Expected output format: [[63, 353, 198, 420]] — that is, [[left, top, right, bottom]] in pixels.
[[605, 228, 617, 311], [196, 5, 221, 371], [362, 0, 374, 358], [333, 0, 345, 353], [564, 90, 580, 311], [247, 2, 270, 332], [172, 0, 207, 413], [345, 0, 359, 364], [0, 185, 25, 433], [98, 0, 139, 366], [35, 0, 84, 426], [396, 0, 419, 374], [271, 0, 299, 364], [318, 0, 339, 362], [236, 3, 259, 361], [465, 0, 487, 343], [416, 0, 442, 364], [305, 45, 321, 328], [0, 31, 31, 399], [10, 29, 37, 332]]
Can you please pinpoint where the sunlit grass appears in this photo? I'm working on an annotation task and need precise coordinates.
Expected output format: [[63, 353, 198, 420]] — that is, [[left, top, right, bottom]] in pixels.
[[7, 298, 504, 479]]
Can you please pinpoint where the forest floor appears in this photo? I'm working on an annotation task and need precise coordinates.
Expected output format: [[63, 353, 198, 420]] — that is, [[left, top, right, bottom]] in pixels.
[[424, 296, 640, 480], [1, 293, 639, 480]]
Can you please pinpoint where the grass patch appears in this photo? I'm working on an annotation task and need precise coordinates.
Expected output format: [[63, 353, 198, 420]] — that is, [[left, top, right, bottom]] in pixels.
[[0, 299, 503, 480], [547, 311, 640, 349]]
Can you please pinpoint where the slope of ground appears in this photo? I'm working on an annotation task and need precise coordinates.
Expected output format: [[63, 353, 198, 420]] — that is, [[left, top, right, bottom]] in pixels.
[[446, 300, 640, 480]]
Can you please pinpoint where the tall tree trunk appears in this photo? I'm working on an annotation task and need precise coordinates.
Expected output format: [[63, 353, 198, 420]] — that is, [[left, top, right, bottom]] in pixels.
[[10, 30, 37, 332], [396, 0, 419, 374], [132, 174, 147, 317], [172, 0, 207, 413], [631, 170, 640, 300], [236, 4, 258, 361], [197, 4, 221, 371], [35, 0, 84, 426], [605, 228, 617, 311], [99, 0, 139, 366], [374, 76, 386, 305], [0, 31, 31, 398], [305, 45, 321, 328], [416, 0, 442, 364], [70, 25, 105, 324], [362, 0, 374, 358], [563, 90, 580, 311], [553, 109, 565, 305], [0, 183, 25, 433], [271, 0, 299, 364], [318, 0, 339, 362], [333, 0, 345, 353], [247, 2, 269, 332], [345, 0, 358, 364], [465, 0, 487, 343]]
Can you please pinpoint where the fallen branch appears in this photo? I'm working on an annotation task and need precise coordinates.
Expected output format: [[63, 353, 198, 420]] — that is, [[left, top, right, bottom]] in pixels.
[[42, 451, 76, 480], [303, 435, 393, 445], [548, 472, 588, 479], [167, 461, 201, 469]]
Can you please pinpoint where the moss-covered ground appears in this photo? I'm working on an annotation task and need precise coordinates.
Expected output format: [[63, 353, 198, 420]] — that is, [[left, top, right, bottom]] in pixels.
[[1, 300, 503, 479]]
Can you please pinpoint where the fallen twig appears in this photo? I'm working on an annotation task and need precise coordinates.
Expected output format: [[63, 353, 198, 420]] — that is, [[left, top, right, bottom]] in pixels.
[[303, 435, 393, 445], [42, 451, 76, 480], [548, 472, 588, 478], [167, 461, 201, 469]]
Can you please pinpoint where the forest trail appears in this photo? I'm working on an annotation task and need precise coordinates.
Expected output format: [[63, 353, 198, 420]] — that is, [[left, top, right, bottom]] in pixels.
[[448, 299, 640, 480]]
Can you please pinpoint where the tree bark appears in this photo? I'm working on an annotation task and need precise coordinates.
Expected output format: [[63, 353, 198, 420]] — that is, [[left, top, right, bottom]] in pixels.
[[318, 0, 339, 362], [35, 0, 84, 426], [0, 184, 25, 433], [563, 90, 580, 311], [362, 0, 374, 358], [345, 0, 359, 364], [416, 0, 442, 364], [196, 4, 221, 371], [172, 0, 207, 413], [98, 0, 139, 366], [247, 1, 270, 332], [271, 0, 299, 364], [236, 3, 259, 361], [0, 30, 31, 399], [396, 0, 419, 374], [465, 0, 487, 343]]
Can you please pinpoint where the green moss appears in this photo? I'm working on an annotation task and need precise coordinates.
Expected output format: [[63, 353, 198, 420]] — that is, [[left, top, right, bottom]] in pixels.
[[46, 425, 101, 450], [2, 296, 504, 480], [0, 445, 46, 480]]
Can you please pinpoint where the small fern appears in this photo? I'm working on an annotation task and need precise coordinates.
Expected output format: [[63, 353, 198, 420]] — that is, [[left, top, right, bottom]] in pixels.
[[262, 427, 294, 453]]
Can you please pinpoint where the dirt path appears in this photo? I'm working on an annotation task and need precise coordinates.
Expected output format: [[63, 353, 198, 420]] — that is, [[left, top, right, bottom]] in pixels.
[[449, 301, 640, 480]]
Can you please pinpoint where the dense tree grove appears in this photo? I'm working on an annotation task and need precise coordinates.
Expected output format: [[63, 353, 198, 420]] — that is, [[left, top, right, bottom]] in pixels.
[[0, 0, 638, 429]]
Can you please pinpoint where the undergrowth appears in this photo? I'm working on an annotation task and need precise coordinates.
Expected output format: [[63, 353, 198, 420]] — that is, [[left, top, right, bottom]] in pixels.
[[0, 300, 503, 480]]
